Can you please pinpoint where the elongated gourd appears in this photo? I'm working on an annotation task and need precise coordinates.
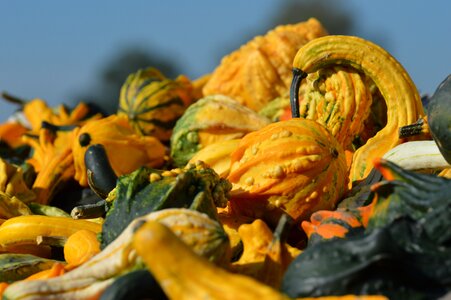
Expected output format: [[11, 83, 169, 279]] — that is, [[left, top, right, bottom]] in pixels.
[[291, 35, 424, 183], [0, 215, 101, 250], [133, 221, 290, 300]]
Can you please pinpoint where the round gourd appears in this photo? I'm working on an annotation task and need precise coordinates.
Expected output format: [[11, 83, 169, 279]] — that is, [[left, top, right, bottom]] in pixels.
[[170, 95, 270, 167], [427, 74, 451, 163], [118, 67, 193, 142], [227, 119, 348, 225]]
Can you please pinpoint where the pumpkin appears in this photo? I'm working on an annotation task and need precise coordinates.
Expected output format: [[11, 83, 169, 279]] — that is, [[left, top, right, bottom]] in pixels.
[[227, 119, 348, 225], [72, 115, 166, 187], [202, 18, 328, 111], [290, 35, 424, 184], [426, 74, 451, 163], [117, 67, 194, 141], [133, 220, 291, 300], [170, 95, 270, 167]]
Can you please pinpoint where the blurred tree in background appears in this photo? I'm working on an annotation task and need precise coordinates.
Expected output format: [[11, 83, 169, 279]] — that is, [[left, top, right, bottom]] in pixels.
[[72, 0, 358, 116], [71, 47, 181, 116]]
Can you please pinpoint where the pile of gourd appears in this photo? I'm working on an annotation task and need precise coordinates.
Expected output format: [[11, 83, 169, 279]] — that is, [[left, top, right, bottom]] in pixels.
[[0, 18, 450, 300]]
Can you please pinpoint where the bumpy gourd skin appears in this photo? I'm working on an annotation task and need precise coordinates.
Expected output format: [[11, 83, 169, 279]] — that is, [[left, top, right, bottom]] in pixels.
[[291, 35, 424, 183], [227, 119, 347, 225], [203, 18, 328, 111]]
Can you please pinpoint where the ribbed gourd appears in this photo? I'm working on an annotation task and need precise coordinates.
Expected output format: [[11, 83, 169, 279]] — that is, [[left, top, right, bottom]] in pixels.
[[227, 118, 348, 225], [290, 35, 424, 183], [170, 95, 271, 167], [117, 67, 194, 141], [203, 18, 328, 111]]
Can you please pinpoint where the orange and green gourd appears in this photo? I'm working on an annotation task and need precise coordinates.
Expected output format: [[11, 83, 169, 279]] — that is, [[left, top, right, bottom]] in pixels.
[[117, 67, 194, 142], [227, 118, 348, 225]]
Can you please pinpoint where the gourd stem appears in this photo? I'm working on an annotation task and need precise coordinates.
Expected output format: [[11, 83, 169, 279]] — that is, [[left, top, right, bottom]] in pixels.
[[290, 68, 307, 118], [71, 200, 107, 219], [1, 91, 27, 106], [398, 118, 428, 138], [85, 144, 118, 199]]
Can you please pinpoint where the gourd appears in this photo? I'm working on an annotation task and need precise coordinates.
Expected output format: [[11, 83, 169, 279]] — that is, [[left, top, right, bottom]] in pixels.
[[296, 67, 374, 150], [99, 269, 167, 300], [3, 209, 230, 300], [0, 159, 35, 204], [188, 138, 241, 178], [72, 115, 166, 187], [0, 192, 32, 219], [100, 161, 231, 248], [382, 140, 449, 171], [133, 220, 291, 300], [301, 208, 364, 243], [0, 93, 100, 134], [281, 159, 451, 299], [170, 95, 271, 167], [0, 215, 101, 250], [22, 125, 75, 204], [230, 216, 301, 289], [426, 74, 451, 163], [117, 67, 194, 141], [290, 35, 424, 183], [0, 122, 28, 149], [63, 229, 100, 269], [227, 118, 348, 225], [0, 253, 61, 283], [203, 18, 328, 111]]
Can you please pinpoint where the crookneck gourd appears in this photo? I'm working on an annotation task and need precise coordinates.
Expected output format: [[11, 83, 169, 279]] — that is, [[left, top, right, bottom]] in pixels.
[[290, 35, 425, 183], [202, 18, 328, 111], [170, 95, 271, 167], [117, 67, 194, 141], [133, 220, 291, 300], [72, 115, 166, 187], [227, 118, 348, 225]]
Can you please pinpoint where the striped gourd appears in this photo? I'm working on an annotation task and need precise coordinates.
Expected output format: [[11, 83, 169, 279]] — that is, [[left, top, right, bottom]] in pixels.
[[298, 66, 374, 149], [227, 119, 347, 224], [118, 67, 193, 141], [170, 95, 271, 167]]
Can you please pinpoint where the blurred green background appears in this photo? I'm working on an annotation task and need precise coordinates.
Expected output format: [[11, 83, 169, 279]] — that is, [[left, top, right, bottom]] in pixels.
[[1, 0, 450, 121]]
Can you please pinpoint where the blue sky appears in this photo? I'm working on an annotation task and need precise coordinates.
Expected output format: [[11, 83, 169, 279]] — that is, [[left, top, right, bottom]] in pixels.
[[1, 0, 450, 122]]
